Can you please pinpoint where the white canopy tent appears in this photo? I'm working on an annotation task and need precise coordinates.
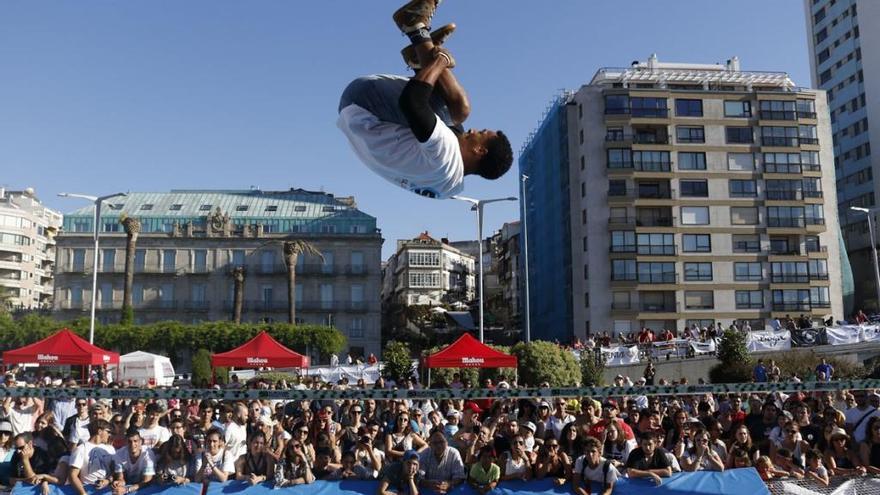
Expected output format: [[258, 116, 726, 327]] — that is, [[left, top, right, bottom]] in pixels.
[[115, 351, 175, 387]]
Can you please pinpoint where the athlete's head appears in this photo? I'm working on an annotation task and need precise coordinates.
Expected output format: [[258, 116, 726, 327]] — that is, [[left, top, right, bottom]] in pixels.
[[461, 129, 513, 180]]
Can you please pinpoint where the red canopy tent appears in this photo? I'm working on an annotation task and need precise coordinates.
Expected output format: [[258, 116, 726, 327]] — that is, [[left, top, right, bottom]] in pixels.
[[423, 332, 517, 368], [211, 331, 310, 371], [2, 328, 119, 366]]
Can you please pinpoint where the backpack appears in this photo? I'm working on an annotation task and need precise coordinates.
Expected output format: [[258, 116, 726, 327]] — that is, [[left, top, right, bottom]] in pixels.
[[581, 458, 613, 492]]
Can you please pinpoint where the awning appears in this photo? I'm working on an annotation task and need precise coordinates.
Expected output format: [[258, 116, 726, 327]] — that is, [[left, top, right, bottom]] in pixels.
[[2, 329, 119, 366]]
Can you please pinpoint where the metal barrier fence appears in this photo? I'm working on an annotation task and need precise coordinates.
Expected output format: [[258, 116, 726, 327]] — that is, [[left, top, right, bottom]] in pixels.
[[768, 474, 880, 495], [1, 379, 880, 400]]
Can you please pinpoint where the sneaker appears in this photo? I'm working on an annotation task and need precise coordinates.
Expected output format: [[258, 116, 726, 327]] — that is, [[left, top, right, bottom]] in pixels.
[[401, 23, 456, 69], [393, 0, 441, 34]]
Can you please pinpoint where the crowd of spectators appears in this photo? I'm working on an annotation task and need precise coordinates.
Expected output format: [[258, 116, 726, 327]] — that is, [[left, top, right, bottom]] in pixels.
[[0, 368, 876, 495]]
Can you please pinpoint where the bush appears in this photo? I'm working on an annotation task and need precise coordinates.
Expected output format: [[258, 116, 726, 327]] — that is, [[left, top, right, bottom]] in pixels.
[[761, 350, 866, 380], [717, 329, 751, 367], [191, 349, 212, 387], [511, 341, 580, 387], [580, 349, 605, 386], [708, 362, 753, 384], [382, 341, 415, 382]]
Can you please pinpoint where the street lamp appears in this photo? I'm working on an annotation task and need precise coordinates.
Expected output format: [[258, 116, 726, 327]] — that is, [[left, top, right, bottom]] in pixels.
[[58, 192, 127, 344], [520, 174, 531, 343], [851, 206, 880, 313], [452, 195, 518, 342]]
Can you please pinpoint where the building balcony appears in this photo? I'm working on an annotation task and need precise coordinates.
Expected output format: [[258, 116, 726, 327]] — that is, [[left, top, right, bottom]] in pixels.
[[770, 274, 809, 283], [771, 302, 810, 311], [636, 245, 676, 255], [810, 273, 830, 281], [633, 161, 672, 172], [608, 189, 635, 200], [736, 302, 766, 310], [759, 110, 797, 121], [764, 163, 802, 174], [798, 111, 818, 119], [767, 217, 805, 228], [766, 190, 802, 201], [610, 245, 636, 254], [637, 188, 674, 200], [636, 217, 674, 227], [640, 302, 678, 313], [799, 137, 819, 145], [802, 163, 821, 172], [631, 108, 669, 118], [762, 137, 800, 147], [223, 299, 374, 312], [608, 217, 636, 228], [803, 190, 824, 199], [637, 273, 677, 284]]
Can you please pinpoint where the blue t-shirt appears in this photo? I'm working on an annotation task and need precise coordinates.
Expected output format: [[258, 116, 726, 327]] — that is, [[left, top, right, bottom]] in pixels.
[[754, 364, 767, 382]]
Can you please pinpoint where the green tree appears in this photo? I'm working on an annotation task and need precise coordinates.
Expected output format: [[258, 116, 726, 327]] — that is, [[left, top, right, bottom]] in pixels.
[[382, 341, 415, 382], [191, 348, 213, 387], [511, 341, 580, 387], [709, 329, 753, 383], [579, 349, 605, 386]]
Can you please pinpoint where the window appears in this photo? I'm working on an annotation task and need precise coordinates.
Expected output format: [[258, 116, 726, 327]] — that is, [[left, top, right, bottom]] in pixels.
[[732, 234, 760, 253], [630, 97, 668, 117], [101, 249, 116, 273], [265, 205, 278, 212], [730, 207, 759, 225], [294, 205, 307, 212], [771, 261, 809, 283], [235, 205, 248, 212], [163, 250, 176, 273], [735, 290, 764, 309], [632, 151, 670, 171], [809, 259, 828, 279], [607, 149, 632, 169], [604, 95, 629, 114], [409, 251, 440, 266], [726, 127, 754, 144], [759, 100, 797, 120], [675, 99, 703, 117], [724, 100, 752, 117], [761, 126, 798, 147], [805, 204, 825, 225], [729, 180, 757, 198], [681, 206, 709, 225], [728, 152, 755, 171], [766, 179, 801, 200], [772, 289, 810, 311], [169, 204, 183, 211], [685, 291, 714, 310], [322, 251, 334, 274], [798, 125, 818, 144], [637, 262, 676, 283], [734, 262, 763, 281], [320, 284, 334, 309], [612, 292, 631, 310], [810, 287, 831, 307], [193, 250, 208, 272], [134, 249, 146, 272], [767, 206, 805, 227], [350, 318, 365, 338], [611, 231, 636, 253], [763, 152, 801, 173], [684, 262, 713, 281], [606, 127, 624, 142], [139, 204, 153, 211], [260, 250, 275, 274], [611, 259, 636, 281], [678, 152, 706, 170], [199, 204, 212, 211], [608, 180, 627, 197], [683, 234, 711, 252], [680, 180, 708, 197], [636, 233, 675, 255], [676, 126, 705, 143], [350, 252, 365, 273], [797, 99, 816, 118], [70, 285, 83, 305]]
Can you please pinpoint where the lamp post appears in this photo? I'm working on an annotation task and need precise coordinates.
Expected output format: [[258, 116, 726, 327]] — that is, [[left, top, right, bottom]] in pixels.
[[58, 192, 126, 344], [452, 195, 518, 342], [520, 174, 532, 343], [851, 206, 880, 313]]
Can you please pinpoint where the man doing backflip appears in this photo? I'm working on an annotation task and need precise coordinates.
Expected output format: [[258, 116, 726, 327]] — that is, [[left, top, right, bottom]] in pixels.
[[337, 0, 513, 199]]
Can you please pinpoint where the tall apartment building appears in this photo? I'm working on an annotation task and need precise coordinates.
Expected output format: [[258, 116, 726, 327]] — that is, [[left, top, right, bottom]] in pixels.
[[805, 0, 877, 311], [492, 222, 523, 327], [381, 232, 475, 307], [522, 55, 845, 340], [0, 188, 62, 310], [52, 189, 383, 358]]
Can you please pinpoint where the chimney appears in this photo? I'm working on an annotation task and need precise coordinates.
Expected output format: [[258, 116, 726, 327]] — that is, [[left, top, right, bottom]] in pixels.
[[441, 237, 449, 245], [727, 56, 740, 72], [647, 53, 658, 70]]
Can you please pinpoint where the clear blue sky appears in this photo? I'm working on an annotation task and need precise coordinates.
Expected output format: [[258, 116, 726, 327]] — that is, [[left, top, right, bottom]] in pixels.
[[0, 1, 812, 258]]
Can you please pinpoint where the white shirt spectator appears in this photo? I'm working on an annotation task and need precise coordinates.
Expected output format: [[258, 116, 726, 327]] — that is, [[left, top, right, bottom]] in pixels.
[[574, 455, 619, 486], [8, 403, 37, 435], [70, 441, 116, 484], [845, 406, 880, 443], [113, 447, 156, 484], [138, 425, 170, 450], [70, 416, 91, 446], [224, 421, 247, 459], [194, 450, 235, 480]]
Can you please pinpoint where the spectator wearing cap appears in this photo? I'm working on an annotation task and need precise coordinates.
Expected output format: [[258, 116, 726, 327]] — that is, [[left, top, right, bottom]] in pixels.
[[69, 419, 116, 495], [378, 449, 420, 495], [468, 446, 499, 494], [2, 395, 42, 436], [824, 427, 866, 476], [419, 429, 465, 493], [517, 422, 538, 462], [589, 400, 635, 442], [139, 403, 170, 451], [442, 409, 461, 441], [535, 401, 552, 439], [110, 429, 156, 494]]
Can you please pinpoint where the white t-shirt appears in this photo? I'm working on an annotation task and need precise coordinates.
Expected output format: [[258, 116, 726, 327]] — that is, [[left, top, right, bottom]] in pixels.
[[69, 417, 91, 445], [70, 441, 117, 484], [194, 450, 236, 480], [138, 425, 171, 449], [224, 422, 247, 460], [337, 104, 464, 199], [845, 406, 880, 443], [8, 405, 36, 435], [574, 456, 619, 486], [113, 447, 156, 483]]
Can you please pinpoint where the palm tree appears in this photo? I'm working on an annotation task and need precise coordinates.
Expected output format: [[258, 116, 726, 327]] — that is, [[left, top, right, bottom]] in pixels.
[[282, 240, 323, 324], [232, 266, 245, 324], [120, 215, 141, 325]]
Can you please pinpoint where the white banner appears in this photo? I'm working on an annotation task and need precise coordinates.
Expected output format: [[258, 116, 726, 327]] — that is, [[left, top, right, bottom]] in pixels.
[[600, 345, 641, 366], [305, 364, 382, 384], [860, 325, 880, 343], [651, 339, 689, 360], [690, 340, 717, 355], [825, 325, 864, 346], [747, 329, 791, 352]]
